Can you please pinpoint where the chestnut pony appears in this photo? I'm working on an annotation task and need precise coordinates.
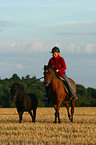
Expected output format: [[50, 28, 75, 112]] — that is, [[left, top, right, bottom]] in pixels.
[[44, 65, 76, 123]]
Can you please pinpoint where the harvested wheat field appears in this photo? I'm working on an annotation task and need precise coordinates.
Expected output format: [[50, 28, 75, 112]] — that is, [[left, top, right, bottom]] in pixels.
[[0, 107, 96, 145]]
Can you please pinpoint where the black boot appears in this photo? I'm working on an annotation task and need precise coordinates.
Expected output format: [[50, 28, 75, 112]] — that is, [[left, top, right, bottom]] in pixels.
[[43, 96, 50, 105], [43, 97, 48, 104], [43, 86, 50, 105]]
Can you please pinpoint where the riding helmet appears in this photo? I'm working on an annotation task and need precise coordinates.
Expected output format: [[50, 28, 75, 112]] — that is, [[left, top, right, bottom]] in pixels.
[[51, 46, 60, 53]]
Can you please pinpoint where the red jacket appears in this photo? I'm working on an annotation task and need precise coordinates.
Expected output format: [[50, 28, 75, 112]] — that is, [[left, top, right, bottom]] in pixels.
[[48, 55, 66, 77]]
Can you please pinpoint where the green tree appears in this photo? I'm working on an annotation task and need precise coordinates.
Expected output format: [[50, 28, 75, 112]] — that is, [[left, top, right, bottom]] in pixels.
[[11, 74, 20, 82], [0, 74, 96, 108]]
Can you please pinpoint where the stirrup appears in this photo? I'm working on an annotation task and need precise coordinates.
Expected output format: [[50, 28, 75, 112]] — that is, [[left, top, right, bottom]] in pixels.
[[43, 97, 48, 104], [72, 96, 78, 101], [75, 96, 78, 100]]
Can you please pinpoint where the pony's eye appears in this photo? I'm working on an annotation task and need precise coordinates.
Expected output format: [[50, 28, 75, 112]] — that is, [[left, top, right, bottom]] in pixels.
[[46, 70, 48, 72], [45, 70, 49, 73], [43, 70, 47, 75]]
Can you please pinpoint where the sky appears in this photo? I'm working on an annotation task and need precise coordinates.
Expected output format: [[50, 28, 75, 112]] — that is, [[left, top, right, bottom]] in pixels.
[[0, 0, 96, 88]]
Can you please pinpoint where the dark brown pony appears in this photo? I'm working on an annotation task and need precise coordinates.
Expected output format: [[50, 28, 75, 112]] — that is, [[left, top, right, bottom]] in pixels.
[[10, 83, 38, 123], [44, 65, 76, 123]]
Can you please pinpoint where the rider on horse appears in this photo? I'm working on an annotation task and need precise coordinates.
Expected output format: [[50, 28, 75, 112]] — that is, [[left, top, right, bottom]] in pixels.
[[43, 46, 78, 104]]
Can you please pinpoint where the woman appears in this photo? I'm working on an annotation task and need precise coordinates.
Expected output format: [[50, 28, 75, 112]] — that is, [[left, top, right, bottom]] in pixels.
[[43, 46, 77, 104]]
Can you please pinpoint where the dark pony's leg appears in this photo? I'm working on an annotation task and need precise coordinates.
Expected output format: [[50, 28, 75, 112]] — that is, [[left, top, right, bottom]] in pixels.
[[65, 102, 70, 120], [18, 111, 23, 123], [28, 110, 34, 122], [70, 100, 75, 122], [32, 108, 36, 122], [28, 108, 36, 122]]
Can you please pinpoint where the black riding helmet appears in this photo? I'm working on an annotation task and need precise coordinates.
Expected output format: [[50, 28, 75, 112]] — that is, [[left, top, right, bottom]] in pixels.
[[51, 46, 60, 53]]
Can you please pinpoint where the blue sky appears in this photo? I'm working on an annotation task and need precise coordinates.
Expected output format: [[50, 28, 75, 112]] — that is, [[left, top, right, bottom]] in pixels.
[[0, 0, 96, 88]]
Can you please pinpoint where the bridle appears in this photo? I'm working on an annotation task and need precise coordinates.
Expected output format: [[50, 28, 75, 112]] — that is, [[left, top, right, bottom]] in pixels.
[[44, 69, 56, 86]]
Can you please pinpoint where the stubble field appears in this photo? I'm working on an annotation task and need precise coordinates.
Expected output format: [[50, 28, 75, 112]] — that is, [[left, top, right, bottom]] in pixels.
[[0, 107, 96, 145]]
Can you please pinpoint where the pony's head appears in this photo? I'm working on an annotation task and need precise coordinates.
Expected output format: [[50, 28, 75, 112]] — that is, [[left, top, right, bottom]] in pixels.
[[43, 65, 56, 87], [10, 83, 24, 102]]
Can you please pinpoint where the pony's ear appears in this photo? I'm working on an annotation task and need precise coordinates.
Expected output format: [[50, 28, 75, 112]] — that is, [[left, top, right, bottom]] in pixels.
[[44, 65, 47, 70]]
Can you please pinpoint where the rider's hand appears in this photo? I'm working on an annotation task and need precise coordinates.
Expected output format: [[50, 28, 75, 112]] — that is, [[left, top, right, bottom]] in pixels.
[[56, 69, 59, 73]]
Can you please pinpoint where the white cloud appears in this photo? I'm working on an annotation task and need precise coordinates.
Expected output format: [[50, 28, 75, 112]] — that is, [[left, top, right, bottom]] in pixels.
[[16, 64, 24, 69], [76, 46, 81, 53], [11, 42, 16, 47], [0, 42, 20, 52], [67, 44, 75, 53], [66, 44, 82, 53], [85, 44, 96, 53], [0, 41, 48, 53], [0, 41, 96, 56], [32, 42, 44, 52], [65, 43, 96, 54], [42, 20, 89, 28]]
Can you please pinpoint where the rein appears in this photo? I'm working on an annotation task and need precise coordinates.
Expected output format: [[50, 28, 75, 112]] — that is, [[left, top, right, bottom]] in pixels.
[[49, 72, 55, 82], [44, 69, 68, 93], [25, 76, 44, 92]]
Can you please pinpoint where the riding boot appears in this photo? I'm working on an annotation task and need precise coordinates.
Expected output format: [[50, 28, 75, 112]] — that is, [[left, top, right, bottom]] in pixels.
[[62, 74, 78, 101], [43, 86, 50, 104]]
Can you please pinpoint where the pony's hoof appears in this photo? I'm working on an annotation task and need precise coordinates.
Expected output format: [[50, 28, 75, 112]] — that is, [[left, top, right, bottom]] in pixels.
[[70, 119, 74, 123], [71, 121, 74, 123], [19, 120, 21, 123], [54, 121, 57, 123], [68, 116, 70, 120], [58, 120, 61, 123], [32, 120, 35, 123]]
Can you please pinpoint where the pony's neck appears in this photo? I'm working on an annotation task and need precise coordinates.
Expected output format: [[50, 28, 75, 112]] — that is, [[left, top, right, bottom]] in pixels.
[[17, 89, 24, 100], [51, 75, 60, 90]]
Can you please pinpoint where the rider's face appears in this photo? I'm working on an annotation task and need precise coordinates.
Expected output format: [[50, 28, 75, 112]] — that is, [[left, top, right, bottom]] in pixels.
[[53, 52, 59, 58]]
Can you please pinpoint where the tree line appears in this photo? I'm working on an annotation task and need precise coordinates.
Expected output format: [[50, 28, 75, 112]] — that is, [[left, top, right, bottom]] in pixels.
[[0, 73, 96, 108]]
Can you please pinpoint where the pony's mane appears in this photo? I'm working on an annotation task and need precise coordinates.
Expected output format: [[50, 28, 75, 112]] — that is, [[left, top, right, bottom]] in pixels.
[[44, 65, 60, 79]]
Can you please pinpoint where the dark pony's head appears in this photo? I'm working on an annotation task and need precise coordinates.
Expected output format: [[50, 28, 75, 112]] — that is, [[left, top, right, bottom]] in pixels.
[[10, 83, 24, 102], [44, 65, 58, 87]]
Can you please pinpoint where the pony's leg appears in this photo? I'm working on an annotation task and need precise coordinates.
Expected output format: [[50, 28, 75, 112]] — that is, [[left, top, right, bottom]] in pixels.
[[53, 105, 57, 123], [65, 102, 70, 120], [57, 103, 61, 123], [18, 111, 23, 123], [28, 110, 34, 122], [54, 108, 61, 123], [70, 100, 75, 122], [58, 111, 61, 123], [54, 104, 61, 123], [33, 108, 36, 122], [54, 109, 58, 123]]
